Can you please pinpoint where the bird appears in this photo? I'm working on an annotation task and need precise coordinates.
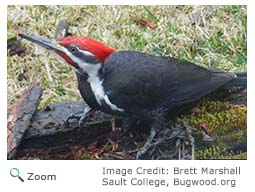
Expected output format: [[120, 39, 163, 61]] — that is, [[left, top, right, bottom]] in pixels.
[[19, 33, 237, 159]]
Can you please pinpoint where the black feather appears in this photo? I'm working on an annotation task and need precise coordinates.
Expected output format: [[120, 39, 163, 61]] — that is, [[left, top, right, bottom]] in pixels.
[[102, 51, 235, 115]]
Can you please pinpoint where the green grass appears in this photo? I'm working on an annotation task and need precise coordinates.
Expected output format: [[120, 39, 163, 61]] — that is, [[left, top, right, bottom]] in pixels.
[[7, 5, 247, 109]]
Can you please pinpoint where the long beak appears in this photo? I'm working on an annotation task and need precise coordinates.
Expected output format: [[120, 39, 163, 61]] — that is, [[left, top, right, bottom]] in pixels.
[[19, 34, 62, 52]]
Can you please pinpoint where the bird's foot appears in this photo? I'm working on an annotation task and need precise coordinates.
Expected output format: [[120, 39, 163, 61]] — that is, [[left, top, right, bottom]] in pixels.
[[136, 141, 156, 159], [135, 124, 196, 160], [136, 108, 165, 159], [64, 113, 87, 127], [64, 106, 92, 127], [136, 129, 157, 159]]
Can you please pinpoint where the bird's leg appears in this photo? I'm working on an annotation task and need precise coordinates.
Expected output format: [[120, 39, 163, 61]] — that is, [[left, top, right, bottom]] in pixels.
[[136, 108, 165, 159], [136, 127, 157, 159], [64, 106, 93, 127]]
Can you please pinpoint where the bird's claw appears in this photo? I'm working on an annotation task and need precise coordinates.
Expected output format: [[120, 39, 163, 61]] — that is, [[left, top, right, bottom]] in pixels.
[[64, 112, 85, 127], [136, 129, 157, 159], [65, 113, 82, 122], [64, 107, 92, 128], [78, 113, 88, 127], [136, 142, 155, 159]]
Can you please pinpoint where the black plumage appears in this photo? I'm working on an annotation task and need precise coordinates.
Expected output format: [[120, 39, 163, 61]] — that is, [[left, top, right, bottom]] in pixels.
[[88, 51, 236, 116]]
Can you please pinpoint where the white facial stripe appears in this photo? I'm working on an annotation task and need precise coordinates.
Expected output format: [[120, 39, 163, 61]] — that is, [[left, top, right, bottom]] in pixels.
[[61, 46, 95, 60], [61, 47, 97, 73], [79, 49, 95, 57], [59, 46, 124, 112]]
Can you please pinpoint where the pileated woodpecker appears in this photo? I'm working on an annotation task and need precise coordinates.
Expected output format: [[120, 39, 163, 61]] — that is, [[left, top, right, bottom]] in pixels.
[[20, 34, 236, 159]]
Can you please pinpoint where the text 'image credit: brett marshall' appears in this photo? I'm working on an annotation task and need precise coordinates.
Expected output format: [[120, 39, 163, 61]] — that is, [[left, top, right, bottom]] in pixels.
[[101, 166, 241, 188]]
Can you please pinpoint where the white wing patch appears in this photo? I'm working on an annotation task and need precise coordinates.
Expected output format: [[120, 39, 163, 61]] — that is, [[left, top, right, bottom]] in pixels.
[[104, 95, 124, 112]]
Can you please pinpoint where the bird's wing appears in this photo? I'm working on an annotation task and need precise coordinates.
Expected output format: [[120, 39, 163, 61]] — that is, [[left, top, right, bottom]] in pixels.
[[103, 51, 235, 112]]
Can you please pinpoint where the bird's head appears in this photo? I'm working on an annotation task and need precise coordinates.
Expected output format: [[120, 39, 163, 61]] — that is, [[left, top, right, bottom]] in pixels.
[[19, 34, 115, 74]]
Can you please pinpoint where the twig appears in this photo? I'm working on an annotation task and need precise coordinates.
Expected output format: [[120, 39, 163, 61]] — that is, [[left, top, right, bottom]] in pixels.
[[104, 152, 131, 160]]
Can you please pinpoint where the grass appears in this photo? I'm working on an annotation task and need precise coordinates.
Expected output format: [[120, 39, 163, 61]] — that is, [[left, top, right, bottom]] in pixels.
[[7, 5, 247, 109]]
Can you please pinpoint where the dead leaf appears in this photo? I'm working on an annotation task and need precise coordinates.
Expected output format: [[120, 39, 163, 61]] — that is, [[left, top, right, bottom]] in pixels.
[[130, 14, 157, 29], [230, 104, 246, 110], [199, 121, 209, 133]]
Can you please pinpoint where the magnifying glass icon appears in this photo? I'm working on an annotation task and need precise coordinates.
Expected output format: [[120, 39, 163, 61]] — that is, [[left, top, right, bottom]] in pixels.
[[10, 168, 24, 182]]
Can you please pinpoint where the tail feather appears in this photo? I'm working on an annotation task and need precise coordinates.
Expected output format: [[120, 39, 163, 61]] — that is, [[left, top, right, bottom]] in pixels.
[[221, 72, 247, 90]]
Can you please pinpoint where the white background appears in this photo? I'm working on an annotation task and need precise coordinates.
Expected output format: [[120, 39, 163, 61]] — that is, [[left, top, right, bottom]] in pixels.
[[1, 1, 254, 192]]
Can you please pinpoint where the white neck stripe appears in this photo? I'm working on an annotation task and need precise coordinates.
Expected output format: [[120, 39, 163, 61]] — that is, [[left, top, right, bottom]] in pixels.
[[60, 47, 124, 112]]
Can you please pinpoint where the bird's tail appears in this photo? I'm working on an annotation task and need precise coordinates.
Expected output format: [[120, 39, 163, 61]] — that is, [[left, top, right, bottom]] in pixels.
[[221, 72, 247, 90]]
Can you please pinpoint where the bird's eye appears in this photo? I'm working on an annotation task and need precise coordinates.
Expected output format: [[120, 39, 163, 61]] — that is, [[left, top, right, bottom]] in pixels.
[[69, 46, 78, 53]]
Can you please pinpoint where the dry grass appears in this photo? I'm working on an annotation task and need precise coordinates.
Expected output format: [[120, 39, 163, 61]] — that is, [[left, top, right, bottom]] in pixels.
[[7, 5, 247, 109]]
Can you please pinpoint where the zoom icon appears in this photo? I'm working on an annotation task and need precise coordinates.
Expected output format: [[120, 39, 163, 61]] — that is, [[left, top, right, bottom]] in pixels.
[[10, 168, 25, 182]]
